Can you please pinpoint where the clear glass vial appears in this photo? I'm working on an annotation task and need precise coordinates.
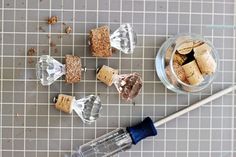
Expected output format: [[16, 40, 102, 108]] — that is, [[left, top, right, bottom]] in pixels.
[[155, 34, 219, 93]]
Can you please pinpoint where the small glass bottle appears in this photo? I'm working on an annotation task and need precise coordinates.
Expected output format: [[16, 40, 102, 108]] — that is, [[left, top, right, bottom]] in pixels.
[[36, 55, 86, 86], [53, 94, 102, 123]]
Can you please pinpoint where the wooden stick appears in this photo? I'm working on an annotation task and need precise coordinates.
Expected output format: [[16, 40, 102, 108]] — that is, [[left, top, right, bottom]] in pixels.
[[154, 85, 236, 128]]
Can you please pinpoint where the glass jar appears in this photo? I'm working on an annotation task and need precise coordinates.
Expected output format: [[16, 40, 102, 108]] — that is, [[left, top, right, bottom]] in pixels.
[[155, 34, 219, 93]]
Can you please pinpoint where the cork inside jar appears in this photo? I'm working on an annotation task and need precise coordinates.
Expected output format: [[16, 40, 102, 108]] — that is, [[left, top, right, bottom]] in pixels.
[[156, 34, 219, 93]]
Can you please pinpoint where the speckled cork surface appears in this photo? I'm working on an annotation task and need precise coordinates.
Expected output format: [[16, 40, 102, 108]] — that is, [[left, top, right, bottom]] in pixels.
[[0, 0, 236, 157]]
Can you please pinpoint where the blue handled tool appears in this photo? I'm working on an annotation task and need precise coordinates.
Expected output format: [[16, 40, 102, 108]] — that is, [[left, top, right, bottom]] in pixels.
[[71, 86, 236, 157]]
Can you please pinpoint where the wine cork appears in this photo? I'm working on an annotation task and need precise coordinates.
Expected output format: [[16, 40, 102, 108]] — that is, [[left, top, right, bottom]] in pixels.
[[176, 36, 193, 55], [193, 43, 212, 56], [194, 52, 216, 75], [182, 60, 204, 85], [174, 53, 187, 65], [55, 94, 74, 114], [165, 47, 187, 65], [165, 66, 175, 84], [65, 55, 82, 83], [165, 62, 187, 84], [89, 25, 112, 57], [97, 65, 118, 86], [193, 40, 204, 48], [165, 47, 173, 62]]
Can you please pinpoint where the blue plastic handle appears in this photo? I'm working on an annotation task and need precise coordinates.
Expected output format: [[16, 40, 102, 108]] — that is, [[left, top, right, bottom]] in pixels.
[[126, 117, 157, 145]]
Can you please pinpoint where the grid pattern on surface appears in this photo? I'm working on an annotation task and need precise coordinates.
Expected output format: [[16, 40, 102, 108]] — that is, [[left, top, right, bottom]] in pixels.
[[0, 0, 236, 157]]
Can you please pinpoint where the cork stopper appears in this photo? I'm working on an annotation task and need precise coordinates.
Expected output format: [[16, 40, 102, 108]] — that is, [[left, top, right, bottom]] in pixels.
[[165, 48, 187, 65], [65, 55, 82, 83], [193, 43, 212, 56], [176, 36, 193, 55], [182, 60, 204, 85], [193, 40, 204, 48], [97, 65, 118, 86], [165, 47, 173, 62], [54, 94, 74, 114], [173, 53, 187, 65], [89, 25, 112, 57], [165, 62, 188, 85], [194, 51, 216, 75]]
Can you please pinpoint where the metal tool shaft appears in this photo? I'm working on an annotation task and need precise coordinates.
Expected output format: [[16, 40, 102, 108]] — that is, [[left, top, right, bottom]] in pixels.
[[154, 85, 236, 128]]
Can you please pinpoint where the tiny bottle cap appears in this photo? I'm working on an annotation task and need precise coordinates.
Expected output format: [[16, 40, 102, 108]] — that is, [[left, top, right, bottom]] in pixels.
[[127, 117, 157, 145]]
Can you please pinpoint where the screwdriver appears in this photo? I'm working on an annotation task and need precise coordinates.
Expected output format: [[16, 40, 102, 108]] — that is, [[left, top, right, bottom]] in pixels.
[[71, 85, 236, 157]]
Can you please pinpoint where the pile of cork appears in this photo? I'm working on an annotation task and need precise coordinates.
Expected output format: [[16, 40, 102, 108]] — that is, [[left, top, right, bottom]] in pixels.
[[165, 37, 217, 86]]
